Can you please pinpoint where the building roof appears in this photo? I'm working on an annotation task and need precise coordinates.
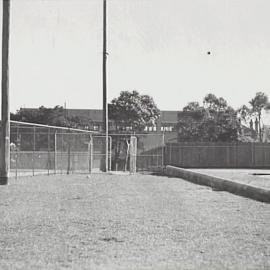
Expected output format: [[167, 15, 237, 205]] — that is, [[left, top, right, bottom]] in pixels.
[[159, 110, 178, 123], [20, 108, 179, 124], [67, 109, 103, 122], [67, 109, 178, 123]]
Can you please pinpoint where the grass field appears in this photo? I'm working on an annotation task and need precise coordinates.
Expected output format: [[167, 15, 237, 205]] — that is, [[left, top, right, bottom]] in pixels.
[[0, 173, 270, 269]]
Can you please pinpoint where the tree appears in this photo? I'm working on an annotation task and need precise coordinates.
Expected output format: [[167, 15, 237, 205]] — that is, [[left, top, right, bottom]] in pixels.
[[238, 105, 252, 123], [11, 106, 90, 130], [203, 93, 228, 112], [183, 101, 202, 112], [178, 112, 239, 142], [178, 94, 240, 142], [10, 106, 94, 161], [108, 90, 160, 170], [238, 92, 270, 142], [109, 90, 160, 132], [249, 92, 270, 142]]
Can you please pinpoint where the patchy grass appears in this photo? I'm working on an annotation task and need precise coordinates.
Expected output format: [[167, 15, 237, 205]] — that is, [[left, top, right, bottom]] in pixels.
[[0, 173, 270, 269]]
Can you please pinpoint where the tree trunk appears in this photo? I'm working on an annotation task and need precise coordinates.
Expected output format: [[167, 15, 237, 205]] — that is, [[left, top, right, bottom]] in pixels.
[[258, 112, 262, 142]]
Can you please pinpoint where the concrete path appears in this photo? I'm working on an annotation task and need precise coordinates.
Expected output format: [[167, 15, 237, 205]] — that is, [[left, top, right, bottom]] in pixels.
[[193, 169, 270, 190]]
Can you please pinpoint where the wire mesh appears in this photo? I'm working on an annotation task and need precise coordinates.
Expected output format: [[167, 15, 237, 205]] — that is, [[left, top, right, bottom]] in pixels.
[[109, 133, 165, 172], [135, 133, 165, 171], [91, 136, 112, 172], [8, 121, 165, 177], [9, 121, 99, 178], [164, 142, 270, 168]]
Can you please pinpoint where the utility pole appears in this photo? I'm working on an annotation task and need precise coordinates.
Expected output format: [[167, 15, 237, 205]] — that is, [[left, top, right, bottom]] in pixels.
[[102, 0, 108, 172], [0, 0, 10, 185]]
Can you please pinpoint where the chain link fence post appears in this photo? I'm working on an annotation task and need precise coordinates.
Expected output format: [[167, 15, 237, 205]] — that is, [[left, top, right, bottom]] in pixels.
[[54, 131, 57, 174], [67, 130, 71, 175], [32, 126, 36, 176], [47, 128, 50, 175]]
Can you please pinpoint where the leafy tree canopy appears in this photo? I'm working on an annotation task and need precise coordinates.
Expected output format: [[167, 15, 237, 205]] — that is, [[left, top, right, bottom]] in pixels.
[[11, 106, 90, 129], [237, 105, 252, 122], [203, 93, 229, 112], [109, 90, 160, 131], [183, 101, 202, 112], [178, 94, 240, 142], [249, 92, 270, 116], [238, 91, 270, 141]]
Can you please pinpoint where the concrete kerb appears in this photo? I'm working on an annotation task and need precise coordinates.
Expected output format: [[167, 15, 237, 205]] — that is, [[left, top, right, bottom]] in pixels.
[[165, 165, 270, 204]]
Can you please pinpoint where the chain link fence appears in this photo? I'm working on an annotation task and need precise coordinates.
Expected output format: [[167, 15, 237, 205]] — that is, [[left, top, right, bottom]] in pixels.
[[135, 133, 165, 171], [8, 121, 165, 177], [90, 135, 112, 172], [109, 133, 165, 172], [10, 121, 104, 178]]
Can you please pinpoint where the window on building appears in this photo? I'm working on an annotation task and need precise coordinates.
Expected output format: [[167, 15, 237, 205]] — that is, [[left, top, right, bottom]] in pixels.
[[162, 126, 173, 132], [144, 125, 156, 132]]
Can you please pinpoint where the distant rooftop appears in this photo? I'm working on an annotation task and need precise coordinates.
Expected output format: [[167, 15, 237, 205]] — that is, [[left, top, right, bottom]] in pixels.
[[20, 108, 179, 124], [67, 109, 103, 122], [65, 109, 178, 123]]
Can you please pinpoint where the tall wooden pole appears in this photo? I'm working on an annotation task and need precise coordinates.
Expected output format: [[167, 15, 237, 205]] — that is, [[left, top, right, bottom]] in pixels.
[[102, 0, 108, 172], [0, 0, 10, 185]]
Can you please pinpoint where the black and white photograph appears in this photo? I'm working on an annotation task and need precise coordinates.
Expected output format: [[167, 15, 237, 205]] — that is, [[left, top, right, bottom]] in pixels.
[[0, 0, 270, 269]]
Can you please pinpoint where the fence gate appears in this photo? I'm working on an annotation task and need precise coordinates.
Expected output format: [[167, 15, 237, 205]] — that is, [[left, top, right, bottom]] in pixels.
[[90, 135, 112, 172], [129, 136, 137, 173], [109, 133, 164, 173]]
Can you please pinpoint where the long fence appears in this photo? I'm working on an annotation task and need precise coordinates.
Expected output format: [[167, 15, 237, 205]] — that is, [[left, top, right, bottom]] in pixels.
[[7, 122, 166, 177], [9, 121, 112, 178], [165, 142, 270, 168], [8, 123, 270, 173]]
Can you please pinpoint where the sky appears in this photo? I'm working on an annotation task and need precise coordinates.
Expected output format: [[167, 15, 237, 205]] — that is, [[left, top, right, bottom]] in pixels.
[[2, 0, 270, 116]]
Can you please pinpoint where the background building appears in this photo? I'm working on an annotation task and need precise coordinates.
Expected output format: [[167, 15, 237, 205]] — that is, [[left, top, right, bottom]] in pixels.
[[19, 108, 179, 142]]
